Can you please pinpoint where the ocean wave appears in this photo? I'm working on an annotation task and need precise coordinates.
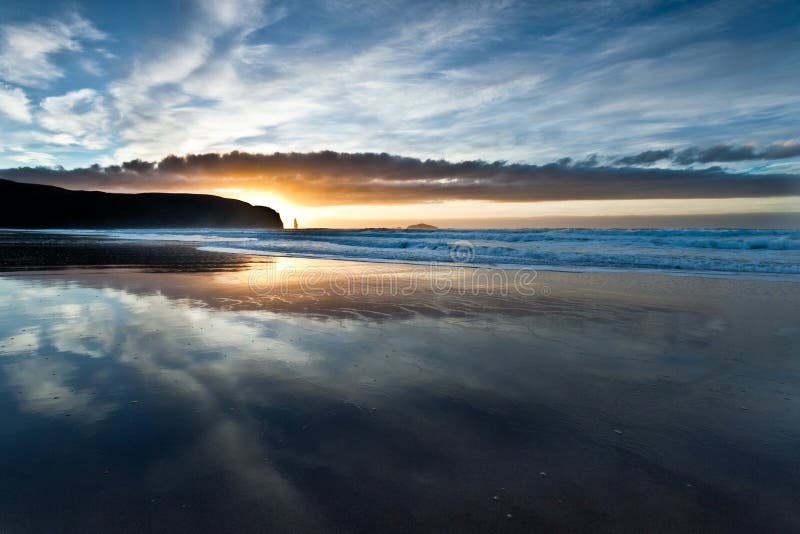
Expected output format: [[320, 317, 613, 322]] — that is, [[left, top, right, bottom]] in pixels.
[[53, 228, 800, 276]]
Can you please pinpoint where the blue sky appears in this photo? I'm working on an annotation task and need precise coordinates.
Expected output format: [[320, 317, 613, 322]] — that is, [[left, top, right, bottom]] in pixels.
[[0, 0, 798, 172]]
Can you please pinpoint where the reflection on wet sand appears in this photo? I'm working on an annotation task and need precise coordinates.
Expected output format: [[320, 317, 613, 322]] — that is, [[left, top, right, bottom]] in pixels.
[[1, 261, 799, 532]]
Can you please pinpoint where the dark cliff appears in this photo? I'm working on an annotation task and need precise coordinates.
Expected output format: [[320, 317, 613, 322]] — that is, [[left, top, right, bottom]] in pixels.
[[0, 179, 283, 229]]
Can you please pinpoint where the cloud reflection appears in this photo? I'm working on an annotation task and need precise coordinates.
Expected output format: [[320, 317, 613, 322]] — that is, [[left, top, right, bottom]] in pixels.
[[0, 269, 799, 531]]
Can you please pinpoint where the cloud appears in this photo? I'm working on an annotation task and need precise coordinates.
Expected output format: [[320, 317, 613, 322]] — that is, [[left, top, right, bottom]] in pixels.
[[4, 150, 57, 166], [674, 141, 800, 165], [104, 0, 287, 161], [0, 13, 106, 87], [196, 0, 278, 32], [615, 149, 674, 166], [38, 88, 113, 149], [615, 141, 800, 167], [92, 1, 541, 164], [2, 150, 798, 205], [0, 83, 30, 122]]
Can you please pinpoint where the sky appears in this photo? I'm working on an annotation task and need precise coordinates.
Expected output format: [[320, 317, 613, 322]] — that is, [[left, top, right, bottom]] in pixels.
[[0, 0, 798, 227]]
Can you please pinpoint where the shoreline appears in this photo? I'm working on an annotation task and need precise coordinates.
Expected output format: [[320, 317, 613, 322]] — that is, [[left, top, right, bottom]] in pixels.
[[2, 231, 799, 317], [2, 229, 798, 282], [198, 244, 800, 282]]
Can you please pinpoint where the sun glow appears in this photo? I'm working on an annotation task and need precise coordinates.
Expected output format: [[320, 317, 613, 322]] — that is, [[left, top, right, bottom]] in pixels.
[[218, 189, 313, 228], [214, 196, 800, 228], [203, 187, 800, 229]]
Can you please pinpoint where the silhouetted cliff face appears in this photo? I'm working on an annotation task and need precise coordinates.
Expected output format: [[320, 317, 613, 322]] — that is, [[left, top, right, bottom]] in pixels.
[[0, 179, 283, 229]]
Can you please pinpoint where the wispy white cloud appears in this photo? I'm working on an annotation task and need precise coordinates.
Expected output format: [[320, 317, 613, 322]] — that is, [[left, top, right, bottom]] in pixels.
[[0, 83, 30, 122], [0, 13, 107, 87], [38, 88, 113, 149], [78, 57, 104, 76], [196, 0, 284, 33], [4, 149, 57, 166], [107, 1, 517, 162]]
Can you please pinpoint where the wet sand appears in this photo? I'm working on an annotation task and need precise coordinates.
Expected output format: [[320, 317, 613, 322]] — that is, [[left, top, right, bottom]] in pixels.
[[1, 233, 799, 532]]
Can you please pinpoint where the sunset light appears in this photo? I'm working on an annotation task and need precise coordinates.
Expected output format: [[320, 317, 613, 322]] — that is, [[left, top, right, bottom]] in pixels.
[[1, 1, 799, 532]]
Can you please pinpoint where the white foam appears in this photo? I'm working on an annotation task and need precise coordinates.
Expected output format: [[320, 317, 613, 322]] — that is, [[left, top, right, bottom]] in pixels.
[[30, 228, 800, 277]]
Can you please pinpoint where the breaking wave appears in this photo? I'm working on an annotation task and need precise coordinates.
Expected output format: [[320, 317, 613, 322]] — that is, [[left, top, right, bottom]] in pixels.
[[48, 228, 800, 276]]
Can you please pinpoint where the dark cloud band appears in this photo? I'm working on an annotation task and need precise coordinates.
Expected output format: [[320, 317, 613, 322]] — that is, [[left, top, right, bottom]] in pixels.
[[2, 150, 799, 205], [617, 141, 800, 167]]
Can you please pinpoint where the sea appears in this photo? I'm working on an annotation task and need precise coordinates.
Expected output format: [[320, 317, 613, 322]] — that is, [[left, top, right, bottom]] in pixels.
[[30, 227, 800, 276]]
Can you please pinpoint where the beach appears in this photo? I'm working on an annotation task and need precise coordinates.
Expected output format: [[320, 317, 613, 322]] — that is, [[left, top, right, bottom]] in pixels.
[[1, 232, 799, 532]]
